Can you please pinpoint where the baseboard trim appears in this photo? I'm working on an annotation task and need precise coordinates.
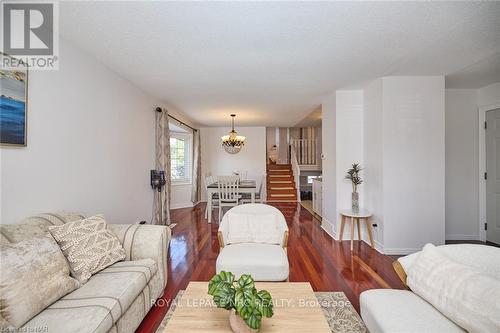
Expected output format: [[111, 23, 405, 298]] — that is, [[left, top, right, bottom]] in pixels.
[[445, 234, 480, 241], [321, 217, 337, 240], [170, 202, 194, 210], [374, 240, 384, 254], [383, 248, 420, 255]]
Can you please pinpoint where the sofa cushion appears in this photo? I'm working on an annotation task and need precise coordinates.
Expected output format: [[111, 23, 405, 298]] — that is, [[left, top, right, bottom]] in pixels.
[[407, 244, 500, 333], [20, 259, 157, 333], [0, 235, 80, 328], [360, 289, 465, 333], [0, 212, 84, 244], [216, 243, 289, 281], [227, 212, 281, 245], [49, 214, 126, 283]]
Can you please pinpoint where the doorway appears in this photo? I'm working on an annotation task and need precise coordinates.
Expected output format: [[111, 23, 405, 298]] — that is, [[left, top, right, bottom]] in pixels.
[[485, 108, 500, 245]]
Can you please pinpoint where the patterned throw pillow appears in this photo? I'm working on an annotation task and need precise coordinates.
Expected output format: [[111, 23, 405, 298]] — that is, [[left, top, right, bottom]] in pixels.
[[0, 235, 80, 328], [49, 214, 126, 284]]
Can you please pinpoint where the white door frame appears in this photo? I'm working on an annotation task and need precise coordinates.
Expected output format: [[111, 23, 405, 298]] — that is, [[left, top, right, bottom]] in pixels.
[[478, 103, 500, 242]]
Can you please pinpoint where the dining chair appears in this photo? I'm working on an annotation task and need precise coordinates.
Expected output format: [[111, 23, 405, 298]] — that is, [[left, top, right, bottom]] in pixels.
[[232, 170, 248, 180], [241, 175, 265, 203], [205, 175, 219, 219], [217, 176, 241, 223]]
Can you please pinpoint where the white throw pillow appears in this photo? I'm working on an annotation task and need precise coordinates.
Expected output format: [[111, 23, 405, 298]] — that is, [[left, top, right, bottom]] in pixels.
[[49, 214, 126, 284], [399, 244, 500, 281], [0, 235, 80, 328], [407, 243, 500, 333]]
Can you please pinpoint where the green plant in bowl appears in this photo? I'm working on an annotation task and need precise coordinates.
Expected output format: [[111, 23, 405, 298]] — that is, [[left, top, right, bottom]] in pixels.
[[208, 271, 273, 331]]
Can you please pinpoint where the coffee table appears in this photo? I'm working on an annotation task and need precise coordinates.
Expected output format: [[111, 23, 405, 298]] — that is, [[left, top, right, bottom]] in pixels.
[[163, 282, 331, 332]]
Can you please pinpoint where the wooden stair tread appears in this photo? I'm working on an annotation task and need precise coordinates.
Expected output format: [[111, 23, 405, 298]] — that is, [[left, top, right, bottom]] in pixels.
[[266, 165, 297, 202]]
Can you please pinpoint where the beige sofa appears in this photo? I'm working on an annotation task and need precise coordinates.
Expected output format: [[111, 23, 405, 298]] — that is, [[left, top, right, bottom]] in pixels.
[[0, 212, 171, 333]]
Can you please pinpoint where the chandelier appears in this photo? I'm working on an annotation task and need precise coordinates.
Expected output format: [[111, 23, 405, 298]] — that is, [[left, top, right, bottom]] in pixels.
[[221, 114, 245, 154]]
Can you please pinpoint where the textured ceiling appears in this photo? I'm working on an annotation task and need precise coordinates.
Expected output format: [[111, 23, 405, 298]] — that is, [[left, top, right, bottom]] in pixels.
[[60, 1, 500, 126]]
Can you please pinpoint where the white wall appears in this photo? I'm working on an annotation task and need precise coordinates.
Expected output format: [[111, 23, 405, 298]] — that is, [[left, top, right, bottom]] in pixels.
[[359, 77, 446, 254], [1, 39, 160, 224], [382, 76, 446, 253], [363, 79, 384, 247], [320, 93, 336, 236], [200, 127, 266, 201], [478, 82, 500, 108], [335, 90, 364, 236], [171, 184, 194, 209], [445, 89, 479, 240], [442, 83, 499, 241]]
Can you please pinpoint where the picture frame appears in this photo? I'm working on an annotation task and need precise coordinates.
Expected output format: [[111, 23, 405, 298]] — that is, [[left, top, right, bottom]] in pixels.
[[0, 53, 28, 147]]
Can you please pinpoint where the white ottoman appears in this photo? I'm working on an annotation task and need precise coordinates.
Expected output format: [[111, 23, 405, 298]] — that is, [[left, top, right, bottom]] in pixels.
[[216, 243, 289, 281]]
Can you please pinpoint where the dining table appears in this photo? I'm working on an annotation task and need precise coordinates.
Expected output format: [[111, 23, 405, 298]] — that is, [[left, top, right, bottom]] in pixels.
[[206, 180, 257, 223]]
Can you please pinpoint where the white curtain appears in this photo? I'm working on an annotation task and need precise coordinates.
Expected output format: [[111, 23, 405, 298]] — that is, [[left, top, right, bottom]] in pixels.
[[154, 108, 171, 225], [191, 129, 201, 204]]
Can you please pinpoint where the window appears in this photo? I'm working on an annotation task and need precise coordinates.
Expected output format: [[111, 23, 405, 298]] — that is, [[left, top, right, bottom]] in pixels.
[[170, 132, 192, 184]]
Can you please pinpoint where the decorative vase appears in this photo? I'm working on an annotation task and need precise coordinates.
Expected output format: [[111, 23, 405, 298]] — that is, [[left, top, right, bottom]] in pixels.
[[229, 309, 259, 333], [352, 192, 359, 213]]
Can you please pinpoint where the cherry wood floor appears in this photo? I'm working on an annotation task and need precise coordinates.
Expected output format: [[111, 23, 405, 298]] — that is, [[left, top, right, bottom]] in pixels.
[[136, 202, 404, 333]]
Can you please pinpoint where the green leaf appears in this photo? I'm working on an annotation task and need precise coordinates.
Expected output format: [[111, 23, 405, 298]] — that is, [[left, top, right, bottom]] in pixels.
[[212, 283, 235, 309], [237, 274, 255, 290], [255, 290, 274, 318], [234, 274, 256, 314], [240, 305, 263, 330], [208, 271, 235, 295]]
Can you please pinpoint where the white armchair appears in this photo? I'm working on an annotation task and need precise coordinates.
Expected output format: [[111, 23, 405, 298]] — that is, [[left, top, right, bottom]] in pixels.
[[216, 204, 289, 281]]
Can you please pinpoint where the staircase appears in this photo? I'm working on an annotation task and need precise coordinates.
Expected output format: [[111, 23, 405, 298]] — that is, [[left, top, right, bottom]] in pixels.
[[266, 164, 297, 202]]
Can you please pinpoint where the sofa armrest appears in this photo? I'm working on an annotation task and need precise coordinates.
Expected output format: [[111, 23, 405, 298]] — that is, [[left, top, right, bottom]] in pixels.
[[107, 224, 171, 292], [282, 230, 289, 249], [392, 260, 409, 290]]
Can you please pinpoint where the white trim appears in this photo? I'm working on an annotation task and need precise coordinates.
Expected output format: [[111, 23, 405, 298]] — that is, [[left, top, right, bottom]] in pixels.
[[171, 181, 192, 186], [321, 217, 337, 239], [382, 248, 421, 255], [170, 202, 194, 210], [171, 131, 193, 183], [445, 234, 480, 241], [478, 103, 500, 242]]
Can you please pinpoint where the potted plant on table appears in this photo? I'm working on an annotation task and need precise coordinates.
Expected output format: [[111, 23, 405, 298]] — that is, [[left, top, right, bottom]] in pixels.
[[345, 163, 363, 212], [208, 271, 273, 333]]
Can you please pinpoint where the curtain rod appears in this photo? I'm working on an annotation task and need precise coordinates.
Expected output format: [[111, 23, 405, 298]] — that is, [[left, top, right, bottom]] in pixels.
[[155, 107, 197, 132]]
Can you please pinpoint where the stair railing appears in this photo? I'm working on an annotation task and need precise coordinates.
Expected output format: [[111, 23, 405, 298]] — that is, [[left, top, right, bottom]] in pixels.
[[290, 148, 301, 202], [290, 138, 318, 165]]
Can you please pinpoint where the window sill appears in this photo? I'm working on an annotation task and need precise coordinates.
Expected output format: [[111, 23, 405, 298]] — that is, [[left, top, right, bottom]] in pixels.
[[172, 181, 192, 186]]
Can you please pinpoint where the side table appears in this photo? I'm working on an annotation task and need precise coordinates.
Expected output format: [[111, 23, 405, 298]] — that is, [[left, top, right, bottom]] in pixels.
[[339, 209, 374, 251]]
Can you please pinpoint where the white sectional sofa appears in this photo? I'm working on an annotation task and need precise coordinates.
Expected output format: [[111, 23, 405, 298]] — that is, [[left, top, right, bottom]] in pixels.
[[0, 212, 171, 333], [360, 244, 500, 333]]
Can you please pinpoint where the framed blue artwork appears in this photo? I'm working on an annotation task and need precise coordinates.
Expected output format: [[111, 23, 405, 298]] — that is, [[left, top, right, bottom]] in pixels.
[[1, 54, 28, 147]]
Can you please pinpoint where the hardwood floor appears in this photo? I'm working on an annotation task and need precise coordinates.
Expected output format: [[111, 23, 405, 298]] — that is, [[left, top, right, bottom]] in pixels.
[[136, 202, 404, 333]]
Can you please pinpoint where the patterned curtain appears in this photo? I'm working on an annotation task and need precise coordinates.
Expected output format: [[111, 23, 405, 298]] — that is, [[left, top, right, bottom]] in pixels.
[[191, 129, 201, 203], [154, 108, 171, 225]]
